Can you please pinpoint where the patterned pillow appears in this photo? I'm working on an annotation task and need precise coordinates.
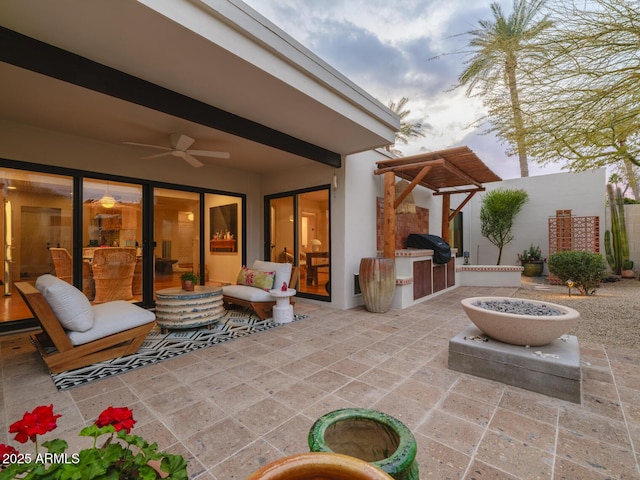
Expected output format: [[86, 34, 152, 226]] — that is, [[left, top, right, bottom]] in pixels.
[[236, 266, 275, 291]]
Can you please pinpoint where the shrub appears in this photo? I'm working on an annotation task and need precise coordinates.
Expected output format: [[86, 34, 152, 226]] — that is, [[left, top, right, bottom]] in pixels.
[[548, 251, 606, 296]]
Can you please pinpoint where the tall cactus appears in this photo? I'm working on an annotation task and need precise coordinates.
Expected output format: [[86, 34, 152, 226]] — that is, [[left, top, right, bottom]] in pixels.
[[604, 184, 629, 275]]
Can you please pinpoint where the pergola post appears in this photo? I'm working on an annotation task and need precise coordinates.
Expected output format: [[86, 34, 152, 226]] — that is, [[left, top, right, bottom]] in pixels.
[[440, 192, 451, 244], [383, 171, 396, 259]]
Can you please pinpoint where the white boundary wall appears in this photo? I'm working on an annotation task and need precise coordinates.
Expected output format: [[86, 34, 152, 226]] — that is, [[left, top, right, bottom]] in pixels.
[[458, 169, 607, 270]]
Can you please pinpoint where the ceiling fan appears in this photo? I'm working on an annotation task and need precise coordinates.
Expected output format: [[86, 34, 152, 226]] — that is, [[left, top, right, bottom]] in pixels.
[[124, 133, 230, 168]]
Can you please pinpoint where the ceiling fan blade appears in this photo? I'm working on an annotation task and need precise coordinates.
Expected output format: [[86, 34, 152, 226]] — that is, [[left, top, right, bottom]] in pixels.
[[142, 152, 172, 160], [187, 149, 230, 159], [171, 133, 195, 151], [183, 153, 204, 168], [123, 142, 171, 151]]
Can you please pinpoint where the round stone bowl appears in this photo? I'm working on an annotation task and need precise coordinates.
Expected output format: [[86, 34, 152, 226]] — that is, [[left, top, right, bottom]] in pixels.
[[460, 297, 580, 346]]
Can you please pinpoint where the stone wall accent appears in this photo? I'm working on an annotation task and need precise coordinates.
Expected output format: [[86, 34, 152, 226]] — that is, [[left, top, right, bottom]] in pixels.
[[376, 197, 429, 251]]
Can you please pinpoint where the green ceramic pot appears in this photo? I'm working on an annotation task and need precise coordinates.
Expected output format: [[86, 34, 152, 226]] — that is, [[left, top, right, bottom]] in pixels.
[[308, 408, 418, 480], [522, 262, 544, 277]]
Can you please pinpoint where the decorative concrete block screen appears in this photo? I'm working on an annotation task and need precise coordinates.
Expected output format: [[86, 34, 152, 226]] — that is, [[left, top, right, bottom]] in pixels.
[[548, 210, 599, 284]]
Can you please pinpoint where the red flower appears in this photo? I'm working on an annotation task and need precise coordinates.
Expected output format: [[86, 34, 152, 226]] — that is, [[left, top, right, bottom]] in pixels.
[[0, 444, 19, 463], [8, 405, 61, 444], [95, 407, 136, 433]]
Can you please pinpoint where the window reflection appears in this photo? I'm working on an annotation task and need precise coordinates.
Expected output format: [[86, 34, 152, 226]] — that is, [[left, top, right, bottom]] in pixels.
[[82, 180, 143, 303]]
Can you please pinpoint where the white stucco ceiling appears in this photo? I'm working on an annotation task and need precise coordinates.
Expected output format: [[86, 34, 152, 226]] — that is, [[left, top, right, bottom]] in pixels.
[[0, 0, 399, 174]]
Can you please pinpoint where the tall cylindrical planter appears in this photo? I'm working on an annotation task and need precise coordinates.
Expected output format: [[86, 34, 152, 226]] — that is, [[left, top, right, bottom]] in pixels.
[[359, 257, 396, 313], [246, 452, 393, 480], [308, 408, 419, 480]]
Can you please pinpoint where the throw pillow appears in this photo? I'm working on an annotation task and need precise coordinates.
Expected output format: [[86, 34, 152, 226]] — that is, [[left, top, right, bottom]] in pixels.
[[35, 274, 94, 332], [236, 266, 275, 291]]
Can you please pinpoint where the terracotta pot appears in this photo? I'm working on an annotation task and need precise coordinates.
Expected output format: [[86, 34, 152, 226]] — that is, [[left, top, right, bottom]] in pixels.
[[359, 257, 396, 313], [308, 408, 419, 480], [182, 280, 195, 291], [522, 262, 544, 277], [246, 452, 393, 480], [621, 269, 636, 279]]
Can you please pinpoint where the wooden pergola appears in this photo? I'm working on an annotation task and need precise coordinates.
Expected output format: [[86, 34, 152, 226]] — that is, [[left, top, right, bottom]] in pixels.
[[374, 146, 502, 258]]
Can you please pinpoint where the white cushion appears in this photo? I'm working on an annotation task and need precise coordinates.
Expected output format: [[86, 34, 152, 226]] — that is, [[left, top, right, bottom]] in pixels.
[[222, 284, 276, 302], [35, 274, 94, 332], [67, 301, 155, 346], [252, 260, 292, 290]]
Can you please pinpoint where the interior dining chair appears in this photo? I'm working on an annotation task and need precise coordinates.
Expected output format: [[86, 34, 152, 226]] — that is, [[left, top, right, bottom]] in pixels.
[[49, 247, 72, 284], [50, 247, 95, 300], [91, 247, 137, 304]]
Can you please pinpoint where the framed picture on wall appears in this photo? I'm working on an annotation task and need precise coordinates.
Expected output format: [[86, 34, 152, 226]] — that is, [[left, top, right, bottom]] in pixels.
[[210, 204, 237, 253]]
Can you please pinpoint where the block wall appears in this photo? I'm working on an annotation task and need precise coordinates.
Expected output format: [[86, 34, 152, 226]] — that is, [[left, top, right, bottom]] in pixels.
[[376, 197, 429, 251]]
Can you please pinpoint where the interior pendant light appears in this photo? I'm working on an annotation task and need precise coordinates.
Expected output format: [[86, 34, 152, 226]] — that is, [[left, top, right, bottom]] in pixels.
[[99, 182, 117, 208]]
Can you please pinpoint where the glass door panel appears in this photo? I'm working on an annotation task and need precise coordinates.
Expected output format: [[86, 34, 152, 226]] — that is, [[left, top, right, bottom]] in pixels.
[[1, 168, 73, 320], [82, 179, 142, 303], [269, 196, 294, 263], [298, 189, 330, 297], [153, 188, 200, 295], [206, 194, 243, 286]]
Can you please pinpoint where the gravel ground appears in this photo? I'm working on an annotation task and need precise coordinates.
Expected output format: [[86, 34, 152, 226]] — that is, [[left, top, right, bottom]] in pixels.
[[511, 276, 640, 349]]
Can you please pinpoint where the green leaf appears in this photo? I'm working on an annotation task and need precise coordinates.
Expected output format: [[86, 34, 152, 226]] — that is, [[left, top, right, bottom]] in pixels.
[[41, 439, 68, 455]]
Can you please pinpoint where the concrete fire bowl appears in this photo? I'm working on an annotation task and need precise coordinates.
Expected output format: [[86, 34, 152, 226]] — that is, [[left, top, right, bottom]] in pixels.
[[461, 297, 580, 346]]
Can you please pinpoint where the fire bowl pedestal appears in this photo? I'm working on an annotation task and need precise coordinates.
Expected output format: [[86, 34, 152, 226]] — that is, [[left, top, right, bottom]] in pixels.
[[448, 325, 581, 403]]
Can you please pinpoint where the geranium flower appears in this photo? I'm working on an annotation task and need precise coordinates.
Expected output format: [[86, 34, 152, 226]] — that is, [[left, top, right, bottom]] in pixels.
[[8, 404, 61, 444], [95, 406, 136, 433], [0, 444, 19, 466], [0, 404, 186, 478]]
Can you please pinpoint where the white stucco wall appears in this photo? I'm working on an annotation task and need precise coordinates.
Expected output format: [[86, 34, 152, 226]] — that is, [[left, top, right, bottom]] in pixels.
[[341, 150, 390, 309], [624, 204, 640, 272], [460, 169, 607, 268]]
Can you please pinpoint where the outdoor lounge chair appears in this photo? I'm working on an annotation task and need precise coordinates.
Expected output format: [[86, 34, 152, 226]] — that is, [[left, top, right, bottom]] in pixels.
[[222, 260, 298, 320], [15, 275, 155, 373]]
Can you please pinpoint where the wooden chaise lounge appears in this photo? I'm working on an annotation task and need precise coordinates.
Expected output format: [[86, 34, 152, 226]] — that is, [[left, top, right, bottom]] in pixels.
[[15, 275, 156, 374], [222, 260, 298, 320]]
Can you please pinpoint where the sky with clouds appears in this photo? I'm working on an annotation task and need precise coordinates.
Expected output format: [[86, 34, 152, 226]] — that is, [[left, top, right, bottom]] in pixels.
[[242, 0, 564, 180]]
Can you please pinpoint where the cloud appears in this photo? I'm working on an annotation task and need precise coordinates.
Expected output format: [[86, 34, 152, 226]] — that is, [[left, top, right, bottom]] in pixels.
[[242, 0, 559, 179]]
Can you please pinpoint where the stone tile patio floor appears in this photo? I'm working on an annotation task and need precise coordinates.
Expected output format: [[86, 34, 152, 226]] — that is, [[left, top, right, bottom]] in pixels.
[[1, 285, 639, 479]]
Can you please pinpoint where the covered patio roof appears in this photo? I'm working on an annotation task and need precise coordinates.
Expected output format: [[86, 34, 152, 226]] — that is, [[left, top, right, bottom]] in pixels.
[[374, 146, 502, 257]]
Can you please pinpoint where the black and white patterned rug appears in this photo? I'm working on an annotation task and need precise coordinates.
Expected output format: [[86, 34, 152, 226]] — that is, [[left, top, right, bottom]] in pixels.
[[51, 310, 308, 391]]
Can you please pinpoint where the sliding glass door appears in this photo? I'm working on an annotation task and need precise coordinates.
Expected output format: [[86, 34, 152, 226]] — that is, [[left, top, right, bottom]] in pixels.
[[266, 187, 330, 300]]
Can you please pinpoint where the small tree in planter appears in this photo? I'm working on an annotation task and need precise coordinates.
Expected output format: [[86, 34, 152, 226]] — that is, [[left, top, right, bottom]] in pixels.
[[480, 188, 529, 264]]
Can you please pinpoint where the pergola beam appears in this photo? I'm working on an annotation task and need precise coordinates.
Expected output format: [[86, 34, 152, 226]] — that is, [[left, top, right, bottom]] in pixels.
[[393, 166, 432, 209], [374, 158, 444, 176]]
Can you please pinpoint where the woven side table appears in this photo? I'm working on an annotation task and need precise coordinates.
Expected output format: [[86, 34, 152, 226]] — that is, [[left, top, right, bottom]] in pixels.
[[155, 286, 224, 332]]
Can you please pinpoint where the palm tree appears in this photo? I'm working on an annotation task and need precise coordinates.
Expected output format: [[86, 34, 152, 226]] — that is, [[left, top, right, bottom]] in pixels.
[[386, 97, 425, 155], [458, 0, 551, 177]]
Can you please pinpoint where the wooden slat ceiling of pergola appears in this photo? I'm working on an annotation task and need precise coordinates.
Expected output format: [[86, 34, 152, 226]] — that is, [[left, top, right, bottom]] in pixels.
[[375, 146, 501, 193]]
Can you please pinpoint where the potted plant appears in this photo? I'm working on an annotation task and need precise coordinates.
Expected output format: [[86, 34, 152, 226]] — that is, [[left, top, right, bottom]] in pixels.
[[517, 244, 546, 277], [180, 272, 198, 291], [0, 404, 187, 479]]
